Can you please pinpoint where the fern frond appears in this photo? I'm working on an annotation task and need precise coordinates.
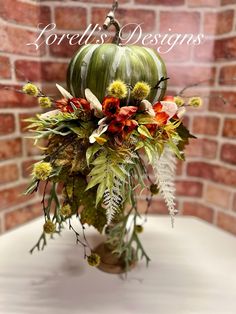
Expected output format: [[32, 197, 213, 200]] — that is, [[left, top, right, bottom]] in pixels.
[[103, 176, 123, 224], [152, 146, 177, 226]]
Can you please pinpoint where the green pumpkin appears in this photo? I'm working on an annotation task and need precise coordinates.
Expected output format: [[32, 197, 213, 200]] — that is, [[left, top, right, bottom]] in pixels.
[[67, 43, 167, 103]]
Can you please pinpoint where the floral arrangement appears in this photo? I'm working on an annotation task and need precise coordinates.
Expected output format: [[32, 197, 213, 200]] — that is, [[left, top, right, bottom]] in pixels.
[[23, 78, 201, 270]]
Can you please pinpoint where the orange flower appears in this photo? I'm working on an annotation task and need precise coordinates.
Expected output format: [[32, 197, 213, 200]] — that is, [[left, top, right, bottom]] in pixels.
[[144, 102, 169, 136], [56, 97, 90, 113], [102, 97, 120, 117], [107, 105, 138, 138], [116, 106, 138, 121], [153, 102, 169, 126], [122, 119, 138, 136]]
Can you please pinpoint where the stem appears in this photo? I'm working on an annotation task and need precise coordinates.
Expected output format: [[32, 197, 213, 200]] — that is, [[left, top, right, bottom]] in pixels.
[[103, 0, 122, 45]]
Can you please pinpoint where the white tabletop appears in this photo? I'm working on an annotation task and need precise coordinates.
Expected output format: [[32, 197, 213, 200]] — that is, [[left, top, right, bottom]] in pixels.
[[0, 216, 236, 314]]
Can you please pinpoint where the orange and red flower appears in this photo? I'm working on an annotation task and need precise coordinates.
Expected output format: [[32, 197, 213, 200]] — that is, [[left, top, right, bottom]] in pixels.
[[102, 96, 138, 138], [102, 97, 120, 117], [144, 102, 169, 136], [56, 97, 90, 113]]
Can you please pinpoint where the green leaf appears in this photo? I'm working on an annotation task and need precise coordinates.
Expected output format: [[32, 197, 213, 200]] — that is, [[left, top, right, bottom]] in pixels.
[[106, 171, 114, 191], [96, 180, 107, 207], [88, 164, 106, 176], [85, 172, 105, 191], [86, 144, 101, 166], [92, 153, 107, 165], [137, 116, 158, 124], [144, 145, 154, 163], [24, 179, 39, 195], [137, 125, 153, 139], [110, 165, 126, 181], [167, 139, 184, 160], [135, 141, 144, 151]]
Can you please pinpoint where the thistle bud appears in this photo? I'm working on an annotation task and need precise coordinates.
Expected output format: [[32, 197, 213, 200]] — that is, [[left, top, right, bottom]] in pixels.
[[22, 83, 39, 96]]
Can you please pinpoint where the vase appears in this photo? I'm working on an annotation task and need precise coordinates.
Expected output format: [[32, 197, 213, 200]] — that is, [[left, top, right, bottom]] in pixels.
[[94, 241, 136, 274]]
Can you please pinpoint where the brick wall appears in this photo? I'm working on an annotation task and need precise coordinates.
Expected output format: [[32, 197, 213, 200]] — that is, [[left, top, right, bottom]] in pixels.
[[0, 0, 235, 235]]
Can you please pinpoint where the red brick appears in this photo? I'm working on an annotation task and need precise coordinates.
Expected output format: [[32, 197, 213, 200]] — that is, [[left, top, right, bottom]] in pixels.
[[215, 37, 236, 61], [38, 84, 61, 100], [202, 139, 218, 159], [205, 184, 231, 209], [0, 138, 22, 161], [77, 0, 128, 2], [49, 34, 81, 57], [187, 0, 221, 6], [188, 138, 215, 159], [186, 138, 217, 159], [136, 0, 184, 4], [55, 7, 86, 30], [222, 0, 236, 4], [182, 202, 214, 223], [221, 143, 236, 165], [0, 25, 45, 56], [160, 11, 200, 34], [192, 116, 220, 135], [15, 60, 68, 83], [0, 114, 15, 135], [219, 65, 236, 86], [194, 40, 215, 62], [233, 194, 236, 212], [158, 43, 191, 62], [195, 37, 236, 62], [0, 0, 51, 27], [0, 164, 19, 185], [187, 162, 236, 187], [185, 138, 202, 158], [223, 119, 236, 138], [203, 10, 234, 35], [176, 159, 183, 176], [168, 66, 215, 87], [0, 184, 35, 211], [0, 56, 11, 79], [176, 180, 203, 197], [4, 202, 42, 231], [216, 212, 236, 235], [209, 92, 236, 114], [0, 84, 37, 108], [92, 8, 155, 32], [22, 159, 38, 178], [25, 138, 41, 157], [19, 113, 39, 133], [137, 198, 170, 214]]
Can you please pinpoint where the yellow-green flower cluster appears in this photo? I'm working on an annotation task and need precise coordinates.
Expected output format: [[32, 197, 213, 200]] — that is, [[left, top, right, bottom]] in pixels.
[[22, 83, 39, 96], [60, 204, 72, 217], [188, 97, 202, 108], [132, 81, 150, 100], [33, 162, 52, 181], [174, 96, 185, 107], [135, 225, 144, 234], [107, 80, 127, 99], [87, 253, 100, 267], [43, 221, 56, 234], [38, 96, 52, 108]]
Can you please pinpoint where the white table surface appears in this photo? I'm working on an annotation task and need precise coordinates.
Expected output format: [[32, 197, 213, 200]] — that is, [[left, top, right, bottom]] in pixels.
[[0, 216, 236, 314]]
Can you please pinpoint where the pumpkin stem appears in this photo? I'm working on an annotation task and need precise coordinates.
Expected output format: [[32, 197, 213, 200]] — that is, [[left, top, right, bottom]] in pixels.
[[103, 0, 122, 45]]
